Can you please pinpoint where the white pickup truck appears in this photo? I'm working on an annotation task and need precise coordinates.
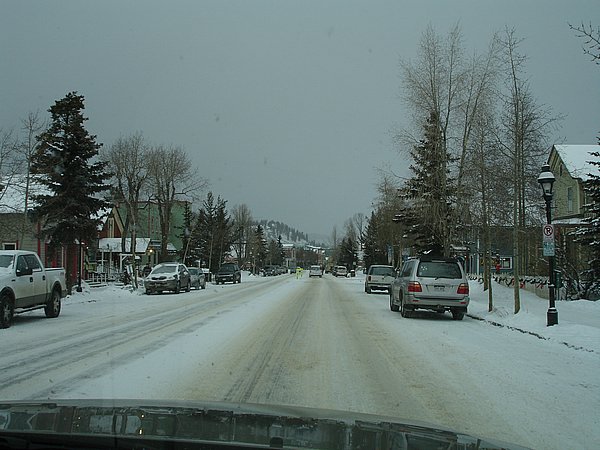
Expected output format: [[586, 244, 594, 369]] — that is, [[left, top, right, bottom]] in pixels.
[[0, 250, 67, 329]]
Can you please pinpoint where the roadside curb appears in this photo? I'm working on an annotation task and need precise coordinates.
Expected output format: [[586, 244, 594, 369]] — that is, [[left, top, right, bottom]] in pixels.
[[467, 314, 596, 354]]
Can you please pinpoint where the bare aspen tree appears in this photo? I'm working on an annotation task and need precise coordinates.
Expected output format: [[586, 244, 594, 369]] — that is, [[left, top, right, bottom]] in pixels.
[[147, 145, 207, 262], [400, 24, 498, 257], [495, 28, 558, 313], [104, 133, 150, 288], [0, 129, 19, 206], [569, 22, 600, 64], [351, 212, 367, 250], [231, 203, 253, 267], [19, 112, 45, 227]]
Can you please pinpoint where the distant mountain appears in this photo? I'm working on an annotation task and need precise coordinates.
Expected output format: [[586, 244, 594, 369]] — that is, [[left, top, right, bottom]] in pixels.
[[254, 219, 328, 247]]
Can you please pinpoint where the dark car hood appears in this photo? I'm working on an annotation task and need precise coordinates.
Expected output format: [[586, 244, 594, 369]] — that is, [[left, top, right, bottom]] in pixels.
[[0, 399, 529, 449]]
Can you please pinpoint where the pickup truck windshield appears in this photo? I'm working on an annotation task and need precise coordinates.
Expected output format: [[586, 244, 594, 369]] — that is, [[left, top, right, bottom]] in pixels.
[[0, 255, 14, 268]]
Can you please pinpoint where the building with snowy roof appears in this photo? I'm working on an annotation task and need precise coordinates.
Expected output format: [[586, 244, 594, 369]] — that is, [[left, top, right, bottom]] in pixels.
[[548, 144, 598, 223], [546, 144, 598, 277]]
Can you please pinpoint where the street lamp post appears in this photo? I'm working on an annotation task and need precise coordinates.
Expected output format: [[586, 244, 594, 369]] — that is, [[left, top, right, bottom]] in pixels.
[[537, 164, 558, 326], [76, 240, 83, 292]]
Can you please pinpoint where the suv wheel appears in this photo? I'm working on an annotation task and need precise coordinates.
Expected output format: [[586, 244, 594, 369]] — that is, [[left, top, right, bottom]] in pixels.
[[389, 291, 399, 312], [366, 285, 371, 294], [400, 297, 412, 318], [451, 309, 465, 320]]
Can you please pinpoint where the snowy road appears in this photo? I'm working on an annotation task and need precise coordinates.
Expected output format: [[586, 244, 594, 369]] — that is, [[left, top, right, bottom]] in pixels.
[[1, 273, 598, 449]]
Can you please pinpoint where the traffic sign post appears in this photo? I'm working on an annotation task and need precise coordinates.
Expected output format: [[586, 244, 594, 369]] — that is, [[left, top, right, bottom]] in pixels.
[[538, 164, 558, 326], [542, 224, 555, 256]]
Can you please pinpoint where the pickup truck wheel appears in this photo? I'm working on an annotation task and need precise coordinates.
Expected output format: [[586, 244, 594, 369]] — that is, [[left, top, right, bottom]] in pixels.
[[0, 294, 14, 329], [44, 289, 61, 318], [389, 291, 399, 312]]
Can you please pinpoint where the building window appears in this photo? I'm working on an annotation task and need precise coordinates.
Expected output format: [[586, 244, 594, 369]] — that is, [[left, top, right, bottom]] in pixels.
[[3, 243, 17, 250], [567, 187, 574, 213]]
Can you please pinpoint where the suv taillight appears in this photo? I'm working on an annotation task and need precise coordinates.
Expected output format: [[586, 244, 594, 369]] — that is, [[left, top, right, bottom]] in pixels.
[[457, 283, 469, 295], [408, 281, 422, 292]]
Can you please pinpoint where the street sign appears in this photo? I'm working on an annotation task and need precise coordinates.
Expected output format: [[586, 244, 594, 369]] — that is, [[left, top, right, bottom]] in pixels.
[[542, 224, 555, 256], [543, 241, 555, 256], [543, 224, 554, 242]]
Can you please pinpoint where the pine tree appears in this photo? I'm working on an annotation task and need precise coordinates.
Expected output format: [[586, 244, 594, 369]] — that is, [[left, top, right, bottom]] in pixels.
[[363, 211, 387, 269], [179, 202, 196, 266], [32, 92, 110, 290], [576, 148, 600, 297], [397, 111, 455, 256], [195, 192, 233, 272], [252, 225, 268, 270], [339, 236, 357, 270]]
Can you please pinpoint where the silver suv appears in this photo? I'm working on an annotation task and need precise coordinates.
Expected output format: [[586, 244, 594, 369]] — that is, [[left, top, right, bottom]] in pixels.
[[389, 256, 469, 320], [365, 264, 395, 293]]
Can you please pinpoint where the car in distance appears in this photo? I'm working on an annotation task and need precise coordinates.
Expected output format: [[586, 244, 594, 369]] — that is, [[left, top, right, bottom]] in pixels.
[[334, 265, 348, 277], [187, 267, 206, 290], [309, 265, 323, 278], [145, 263, 191, 294], [214, 263, 241, 284], [365, 264, 395, 293], [389, 256, 469, 320]]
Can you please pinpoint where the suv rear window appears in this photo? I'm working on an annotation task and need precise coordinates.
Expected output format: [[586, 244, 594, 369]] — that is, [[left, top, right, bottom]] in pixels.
[[370, 266, 394, 276], [416, 261, 462, 279]]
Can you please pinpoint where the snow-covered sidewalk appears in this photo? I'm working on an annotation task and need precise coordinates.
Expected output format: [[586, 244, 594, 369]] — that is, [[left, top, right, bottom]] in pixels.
[[468, 279, 599, 353]]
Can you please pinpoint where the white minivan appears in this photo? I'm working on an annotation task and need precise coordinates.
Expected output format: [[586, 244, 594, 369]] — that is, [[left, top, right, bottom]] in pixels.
[[309, 265, 323, 278]]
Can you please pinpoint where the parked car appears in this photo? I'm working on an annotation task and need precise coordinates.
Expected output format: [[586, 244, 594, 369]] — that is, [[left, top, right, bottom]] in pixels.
[[214, 263, 241, 284], [309, 265, 323, 278], [145, 263, 191, 294], [334, 266, 348, 277], [187, 267, 206, 290], [365, 264, 395, 293], [0, 250, 67, 329], [262, 265, 277, 276], [389, 256, 469, 320]]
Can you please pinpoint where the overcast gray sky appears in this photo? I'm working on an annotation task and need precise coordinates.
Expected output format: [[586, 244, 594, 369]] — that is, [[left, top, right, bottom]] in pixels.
[[1, 1, 599, 239]]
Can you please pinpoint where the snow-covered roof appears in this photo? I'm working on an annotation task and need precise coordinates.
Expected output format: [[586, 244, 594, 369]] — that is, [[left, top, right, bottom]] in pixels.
[[97, 237, 177, 253], [552, 145, 599, 181]]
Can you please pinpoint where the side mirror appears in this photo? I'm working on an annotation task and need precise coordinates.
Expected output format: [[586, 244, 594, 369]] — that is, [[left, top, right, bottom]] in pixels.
[[17, 267, 33, 277]]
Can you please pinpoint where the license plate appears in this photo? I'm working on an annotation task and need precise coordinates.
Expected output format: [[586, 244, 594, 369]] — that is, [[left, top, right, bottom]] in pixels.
[[434, 285, 445, 291]]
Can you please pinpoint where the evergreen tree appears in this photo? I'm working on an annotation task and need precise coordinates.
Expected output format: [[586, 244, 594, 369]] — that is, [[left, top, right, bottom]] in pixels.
[[363, 211, 387, 269], [195, 192, 233, 272], [32, 92, 110, 291], [252, 225, 268, 271], [277, 234, 285, 265], [339, 236, 358, 270], [576, 148, 600, 297], [397, 111, 455, 256], [178, 202, 196, 266]]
